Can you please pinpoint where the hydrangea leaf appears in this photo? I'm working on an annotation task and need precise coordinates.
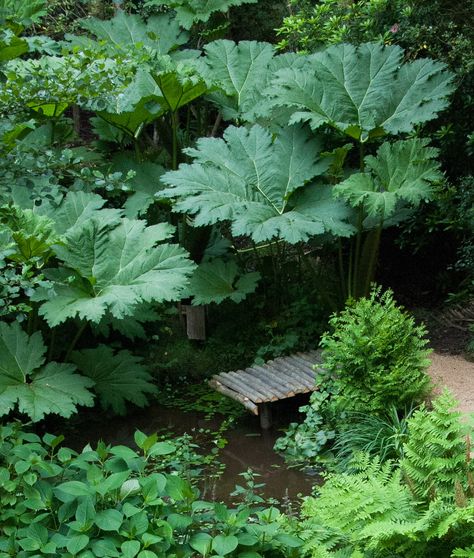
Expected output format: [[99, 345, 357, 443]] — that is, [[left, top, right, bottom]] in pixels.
[[36, 217, 195, 326], [203, 40, 297, 122], [81, 11, 188, 55], [71, 345, 157, 415], [334, 139, 442, 220], [161, 124, 339, 243], [188, 258, 260, 305], [267, 43, 455, 140], [144, 0, 258, 30], [0, 322, 94, 422]]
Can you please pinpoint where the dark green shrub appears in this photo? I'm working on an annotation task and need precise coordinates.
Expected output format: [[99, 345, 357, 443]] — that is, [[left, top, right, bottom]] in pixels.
[[275, 288, 431, 467], [321, 287, 431, 414]]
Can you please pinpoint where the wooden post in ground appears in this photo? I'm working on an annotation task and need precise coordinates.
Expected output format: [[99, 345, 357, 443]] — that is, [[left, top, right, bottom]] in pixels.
[[259, 403, 272, 430]]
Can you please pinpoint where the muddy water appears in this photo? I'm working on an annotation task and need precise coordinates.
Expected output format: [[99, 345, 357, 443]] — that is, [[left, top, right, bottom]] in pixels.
[[66, 396, 321, 502]]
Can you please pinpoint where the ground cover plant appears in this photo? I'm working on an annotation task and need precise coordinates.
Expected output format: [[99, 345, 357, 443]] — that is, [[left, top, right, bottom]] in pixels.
[[0, 422, 303, 557]]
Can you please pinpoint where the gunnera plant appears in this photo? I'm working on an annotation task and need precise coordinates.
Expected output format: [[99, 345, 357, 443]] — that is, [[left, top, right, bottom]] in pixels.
[[320, 286, 432, 414]]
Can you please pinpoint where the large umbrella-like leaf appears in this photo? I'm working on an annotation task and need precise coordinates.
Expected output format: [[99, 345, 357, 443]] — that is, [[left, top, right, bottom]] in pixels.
[[34, 217, 195, 326], [72, 346, 157, 415], [0, 322, 94, 422], [203, 39, 297, 122], [334, 138, 442, 221], [266, 43, 455, 141], [161, 124, 353, 243], [80, 11, 188, 55]]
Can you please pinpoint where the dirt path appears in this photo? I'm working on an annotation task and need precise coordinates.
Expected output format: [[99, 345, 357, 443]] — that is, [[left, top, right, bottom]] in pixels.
[[428, 353, 474, 414]]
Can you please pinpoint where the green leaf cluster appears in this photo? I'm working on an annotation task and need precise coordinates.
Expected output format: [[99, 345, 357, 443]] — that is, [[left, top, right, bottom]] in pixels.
[[296, 391, 474, 557], [0, 423, 302, 557], [144, 0, 258, 30], [162, 123, 352, 244]]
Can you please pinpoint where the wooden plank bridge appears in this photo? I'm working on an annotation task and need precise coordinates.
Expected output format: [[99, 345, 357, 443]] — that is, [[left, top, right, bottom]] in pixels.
[[209, 350, 322, 428]]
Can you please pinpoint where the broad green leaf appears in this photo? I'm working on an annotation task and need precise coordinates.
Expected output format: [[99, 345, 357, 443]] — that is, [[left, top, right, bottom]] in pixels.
[[212, 535, 238, 555], [118, 59, 209, 116], [0, 205, 60, 263], [0, 321, 45, 385], [0, 0, 47, 26], [0, 322, 94, 422], [188, 258, 260, 304], [94, 109, 157, 139], [334, 139, 442, 220], [56, 481, 95, 497], [204, 40, 296, 122], [39, 191, 122, 235], [267, 43, 455, 141], [95, 509, 124, 532], [67, 534, 89, 555], [14, 363, 94, 422], [189, 532, 213, 556], [161, 124, 340, 243], [71, 345, 157, 415], [91, 538, 120, 557], [36, 217, 195, 326], [144, 0, 258, 30], [81, 11, 188, 55], [121, 541, 141, 558], [148, 441, 176, 456]]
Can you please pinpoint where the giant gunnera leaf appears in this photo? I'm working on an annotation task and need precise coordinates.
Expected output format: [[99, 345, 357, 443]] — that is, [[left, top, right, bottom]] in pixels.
[[187, 258, 260, 305], [203, 40, 297, 122], [144, 0, 258, 30], [0, 322, 94, 422], [34, 217, 195, 326], [266, 43, 455, 141], [71, 346, 157, 415], [334, 139, 442, 221], [161, 124, 353, 243], [80, 11, 188, 56]]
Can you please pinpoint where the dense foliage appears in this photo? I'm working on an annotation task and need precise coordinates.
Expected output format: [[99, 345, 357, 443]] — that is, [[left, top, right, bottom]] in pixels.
[[277, 0, 474, 299], [275, 288, 431, 464], [0, 422, 303, 557], [296, 391, 474, 557]]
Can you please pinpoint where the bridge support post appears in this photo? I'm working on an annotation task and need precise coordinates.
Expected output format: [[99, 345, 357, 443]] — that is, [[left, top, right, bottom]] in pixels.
[[259, 403, 272, 429]]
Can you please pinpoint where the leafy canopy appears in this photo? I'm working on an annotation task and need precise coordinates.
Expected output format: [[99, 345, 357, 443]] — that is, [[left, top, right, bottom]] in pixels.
[[162, 124, 353, 243], [35, 215, 195, 326], [0, 322, 93, 422], [266, 42, 455, 141], [144, 0, 258, 30]]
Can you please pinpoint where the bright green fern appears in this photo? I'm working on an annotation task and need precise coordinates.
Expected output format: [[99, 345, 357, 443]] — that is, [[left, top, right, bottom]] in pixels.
[[402, 389, 474, 501]]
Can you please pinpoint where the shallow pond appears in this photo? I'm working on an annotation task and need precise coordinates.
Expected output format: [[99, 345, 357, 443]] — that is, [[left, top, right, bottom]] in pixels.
[[66, 394, 321, 503]]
